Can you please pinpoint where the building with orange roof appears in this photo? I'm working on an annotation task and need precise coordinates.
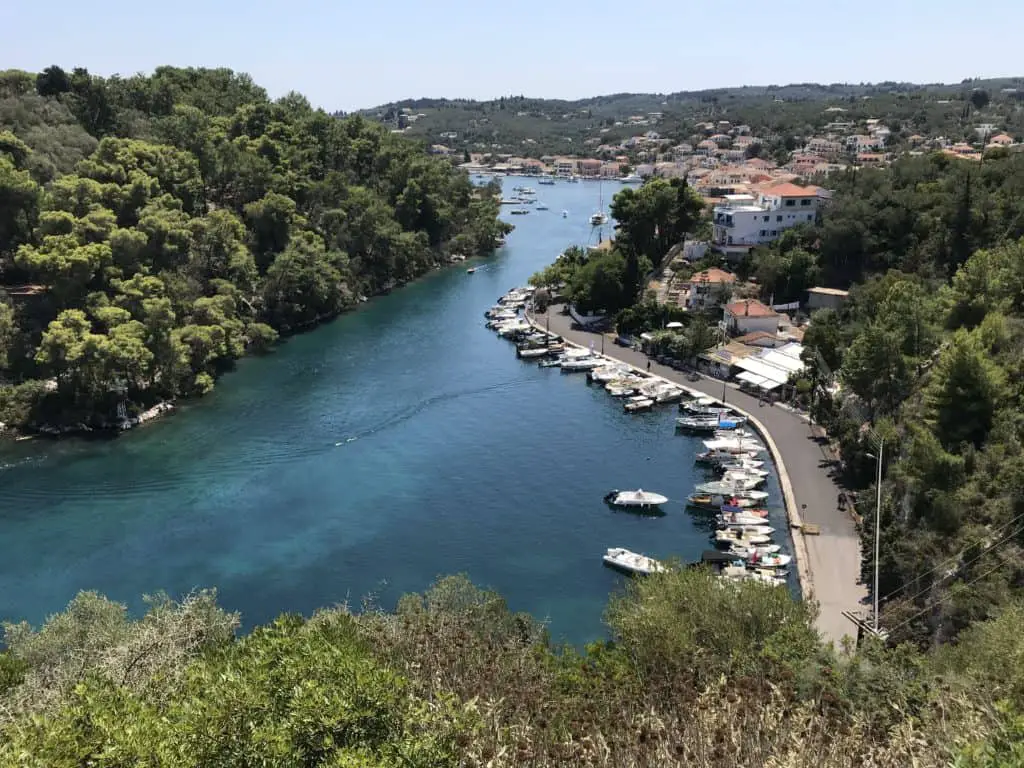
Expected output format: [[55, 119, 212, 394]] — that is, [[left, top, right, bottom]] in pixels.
[[681, 267, 737, 311], [724, 299, 781, 336]]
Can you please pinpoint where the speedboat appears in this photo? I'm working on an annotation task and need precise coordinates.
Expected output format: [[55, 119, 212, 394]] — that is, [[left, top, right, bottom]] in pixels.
[[619, 173, 643, 184], [604, 489, 669, 508], [589, 365, 630, 383], [721, 470, 767, 488], [561, 210, 568, 218], [590, 212, 608, 226], [603, 547, 666, 575], [624, 396, 654, 413]]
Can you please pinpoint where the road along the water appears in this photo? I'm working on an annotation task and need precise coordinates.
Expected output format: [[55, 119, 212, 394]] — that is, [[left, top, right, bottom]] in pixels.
[[531, 306, 865, 646]]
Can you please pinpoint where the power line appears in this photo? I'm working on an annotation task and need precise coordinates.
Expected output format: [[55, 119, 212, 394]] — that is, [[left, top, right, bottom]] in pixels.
[[886, 551, 1012, 636], [878, 510, 1024, 605]]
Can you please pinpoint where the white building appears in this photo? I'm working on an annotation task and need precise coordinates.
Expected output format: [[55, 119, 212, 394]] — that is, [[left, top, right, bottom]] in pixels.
[[711, 183, 822, 258], [724, 299, 781, 336]]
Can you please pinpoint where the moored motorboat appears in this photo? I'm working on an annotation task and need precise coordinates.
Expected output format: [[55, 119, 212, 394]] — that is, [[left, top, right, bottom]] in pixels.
[[624, 396, 654, 413], [744, 552, 792, 568], [726, 543, 783, 558], [716, 523, 775, 536], [560, 356, 602, 372], [605, 489, 669, 508], [717, 511, 771, 526], [714, 529, 773, 546], [602, 547, 666, 575]]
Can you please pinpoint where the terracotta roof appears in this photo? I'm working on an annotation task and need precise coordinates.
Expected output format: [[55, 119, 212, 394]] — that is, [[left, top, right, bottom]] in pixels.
[[687, 268, 737, 284], [760, 182, 819, 198], [736, 331, 778, 344], [725, 299, 778, 318]]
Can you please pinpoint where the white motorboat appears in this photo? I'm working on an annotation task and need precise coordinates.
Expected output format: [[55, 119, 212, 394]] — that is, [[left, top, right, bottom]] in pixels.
[[696, 449, 759, 465], [605, 489, 669, 508], [560, 357, 603, 372], [538, 177, 555, 185], [696, 479, 766, 496], [607, 384, 637, 398], [676, 416, 722, 433], [702, 437, 765, 454], [720, 565, 786, 585], [716, 458, 766, 473], [590, 211, 608, 226], [496, 321, 532, 337], [744, 552, 792, 568], [624, 397, 654, 413], [717, 523, 775, 536], [518, 347, 552, 359], [654, 386, 684, 404], [603, 547, 666, 575], [721, 470, 767, 488], [680, 397, 730, 415], [715, 529, 773, 546], [727, 544, 782, 557], [717, 511, 771, 526], [589, 365, 630, 383], [619, 173, 643, 184]]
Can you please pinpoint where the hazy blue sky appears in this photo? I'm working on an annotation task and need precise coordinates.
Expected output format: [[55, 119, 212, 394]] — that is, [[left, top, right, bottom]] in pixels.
[[7, 0, 1023, 111]]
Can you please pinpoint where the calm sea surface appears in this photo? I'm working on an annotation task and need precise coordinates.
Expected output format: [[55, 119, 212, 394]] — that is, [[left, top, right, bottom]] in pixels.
[[0, 178, 786, 643]]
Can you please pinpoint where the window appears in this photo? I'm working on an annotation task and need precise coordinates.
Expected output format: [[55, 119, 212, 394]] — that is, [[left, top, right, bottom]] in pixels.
[[785, 199, 796, 207], [770, 230, 777, 236], [763, 215, 769, 222], [807, 213, 813, 220], [759, 230, 766, 236], [776, 215, 783, 222], [801, 199, 811, 206]]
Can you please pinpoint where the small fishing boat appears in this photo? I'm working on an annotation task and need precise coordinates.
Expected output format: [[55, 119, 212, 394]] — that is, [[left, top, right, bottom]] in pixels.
[[560, 357, 603, 372], [744, 552, 792, 568], [536, 203, 550, 210], [604, 489, 669, 508], [561, 210, 568, 218], [538, 359, 562, 368], [687, 494, 762, 512], [714, 529, 773, 546], [602, 547, 666, 575], [676, 416, 722, 434], [624, 396, 655, 413], [518, 347, 551, 359], [466, 267, 476, 274], [726, 543, 783, 558], [717, 511, 771, 526], [716, 523, 775, 536]]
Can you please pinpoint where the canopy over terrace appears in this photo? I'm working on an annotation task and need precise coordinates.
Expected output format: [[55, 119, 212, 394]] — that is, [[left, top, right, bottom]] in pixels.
[[736, 371, 783, 392]]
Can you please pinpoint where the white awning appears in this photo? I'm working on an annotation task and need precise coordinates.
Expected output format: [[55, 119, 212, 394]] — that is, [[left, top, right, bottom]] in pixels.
[[736, 371, 783, 391], [734, 356, 791, 386]]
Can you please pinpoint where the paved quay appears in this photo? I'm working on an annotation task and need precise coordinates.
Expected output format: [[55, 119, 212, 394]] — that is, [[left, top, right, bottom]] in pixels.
[[530, 306, 865, 646]]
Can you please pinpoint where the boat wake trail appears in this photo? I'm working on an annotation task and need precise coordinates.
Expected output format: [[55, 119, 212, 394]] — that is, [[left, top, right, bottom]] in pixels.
[[333, 378, 535, 446]]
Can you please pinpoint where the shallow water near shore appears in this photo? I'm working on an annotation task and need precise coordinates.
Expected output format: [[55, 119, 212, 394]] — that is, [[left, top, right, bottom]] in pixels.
[[0, 177, 788, 643]]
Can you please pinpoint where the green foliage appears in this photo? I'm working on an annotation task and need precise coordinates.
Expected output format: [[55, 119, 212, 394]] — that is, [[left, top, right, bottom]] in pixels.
[[0, 66, 505, 430]]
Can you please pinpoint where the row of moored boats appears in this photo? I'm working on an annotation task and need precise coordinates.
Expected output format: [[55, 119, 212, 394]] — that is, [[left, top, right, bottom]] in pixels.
[[486, 287, 789, 585]]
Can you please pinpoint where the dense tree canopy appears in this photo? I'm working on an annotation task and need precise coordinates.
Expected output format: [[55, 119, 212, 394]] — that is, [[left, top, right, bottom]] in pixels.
[[0, 66, 509, 430]]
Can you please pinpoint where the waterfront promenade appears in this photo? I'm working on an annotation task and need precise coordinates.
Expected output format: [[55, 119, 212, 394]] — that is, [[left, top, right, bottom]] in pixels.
[[531, 306, 865, 646]]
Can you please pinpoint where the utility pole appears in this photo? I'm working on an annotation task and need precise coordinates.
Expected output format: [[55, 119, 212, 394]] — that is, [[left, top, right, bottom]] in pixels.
[[873, 439, 883, 632]]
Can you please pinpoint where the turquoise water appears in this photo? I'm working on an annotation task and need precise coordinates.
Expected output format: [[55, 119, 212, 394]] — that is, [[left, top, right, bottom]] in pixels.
[[0, 178, 785, 643]]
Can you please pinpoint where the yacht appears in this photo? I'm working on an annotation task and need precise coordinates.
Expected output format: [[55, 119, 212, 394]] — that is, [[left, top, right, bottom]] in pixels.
[[604, 489, 669, 508], [602, 548, 666, 576], [590, 211, 608, 226]]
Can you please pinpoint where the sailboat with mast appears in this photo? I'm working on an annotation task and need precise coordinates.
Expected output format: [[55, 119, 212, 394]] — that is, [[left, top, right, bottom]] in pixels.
[[590, 178, 608, 226]]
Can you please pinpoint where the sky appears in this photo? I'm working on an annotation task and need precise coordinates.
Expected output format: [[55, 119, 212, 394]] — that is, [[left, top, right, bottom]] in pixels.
[[7, 0, 1024, 112]]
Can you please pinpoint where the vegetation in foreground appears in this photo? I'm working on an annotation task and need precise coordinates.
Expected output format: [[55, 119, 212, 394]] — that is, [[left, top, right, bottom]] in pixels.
[[0, 66, 510, 431], [2, 574, 1022, 767]]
